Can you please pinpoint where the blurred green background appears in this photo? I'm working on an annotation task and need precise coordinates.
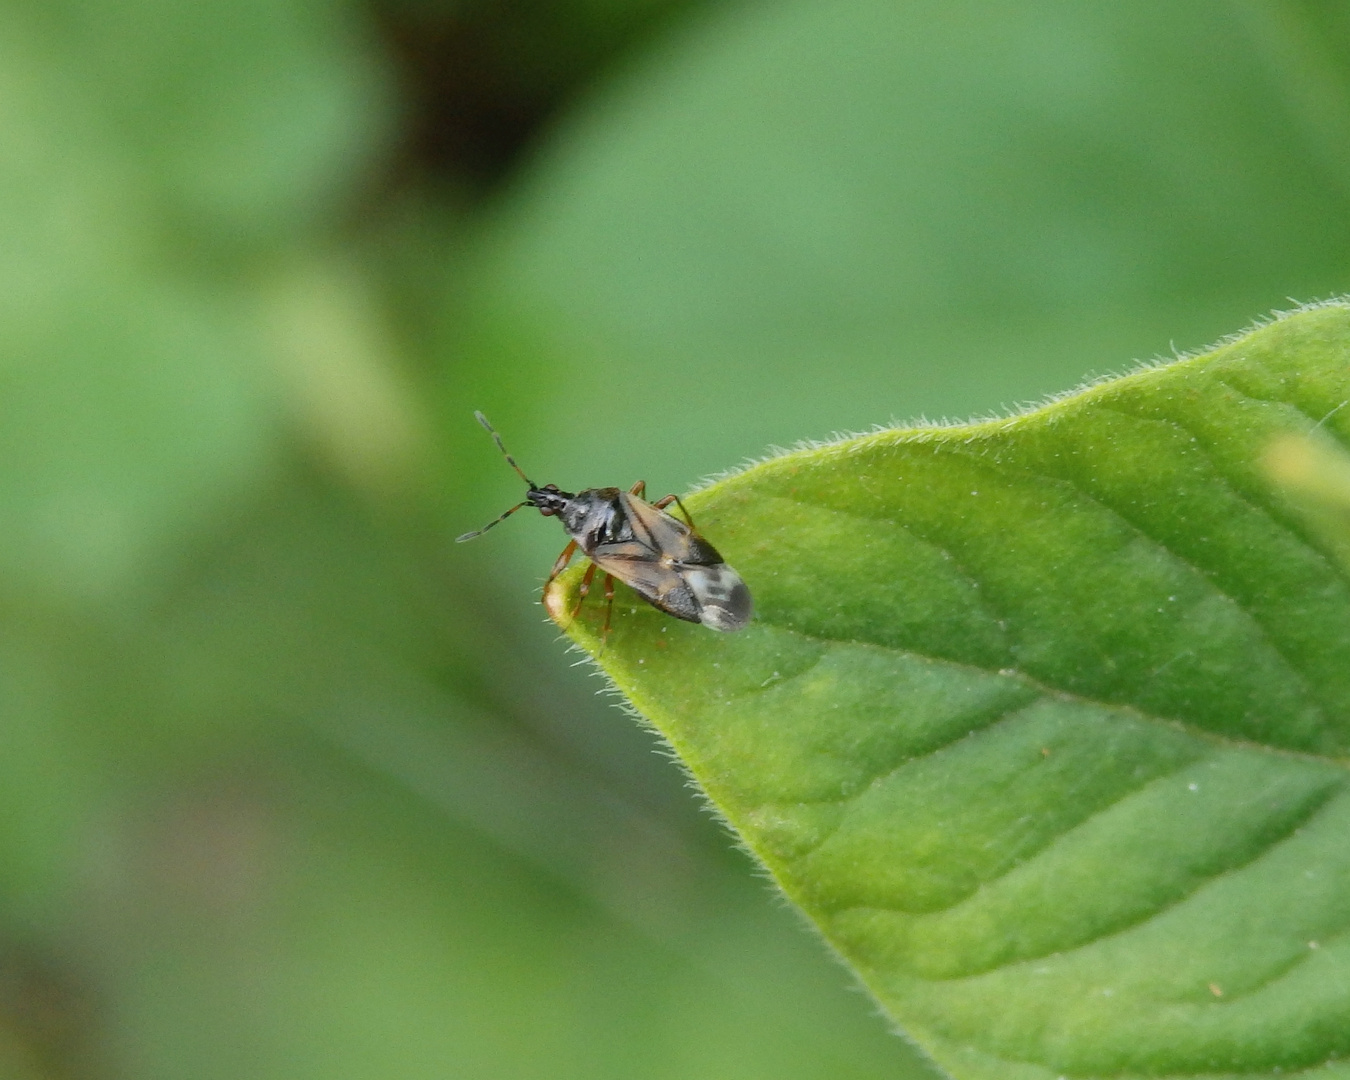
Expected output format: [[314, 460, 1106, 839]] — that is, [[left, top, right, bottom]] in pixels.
[[4, 1, 1350, 1077]]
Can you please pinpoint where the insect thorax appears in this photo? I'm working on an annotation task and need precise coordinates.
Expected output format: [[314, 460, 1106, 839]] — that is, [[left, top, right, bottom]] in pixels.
[[562, 488, 630, 550]]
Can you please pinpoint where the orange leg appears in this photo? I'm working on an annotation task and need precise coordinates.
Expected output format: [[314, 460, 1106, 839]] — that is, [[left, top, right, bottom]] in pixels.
[[632, 480, 696, 528], [545, 539, 578, 587], [542, 540, 578, 625], [651, 493, 695, 529], [571, 561, 597, 620], [601, 573, 616, 646]]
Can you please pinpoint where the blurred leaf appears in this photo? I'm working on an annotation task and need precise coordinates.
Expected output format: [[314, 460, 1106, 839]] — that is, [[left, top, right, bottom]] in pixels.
[[0, 0, 397, 981], [0, 1031, 49, 1080], [371, 0, 701, 187], [263, 258, 431, 495], [47, 0, 391, 247], [0, 1, 387, 605], [455, 0, 1350, 507], [96, 730, 944, 1080], [0, 11, 260, 603], [559, 304, 1350, 1078]]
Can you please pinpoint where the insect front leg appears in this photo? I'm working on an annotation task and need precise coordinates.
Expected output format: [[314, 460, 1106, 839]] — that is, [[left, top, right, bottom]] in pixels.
[[601, 572, 616, 647], [542, 539, 578, 626], [545, 539, 578, 587], [571, 561, 597, 620]]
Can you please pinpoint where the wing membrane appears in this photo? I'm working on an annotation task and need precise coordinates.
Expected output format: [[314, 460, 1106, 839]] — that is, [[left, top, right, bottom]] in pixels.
[[618, 492, 723, 565], [592, 548, 701, 623]]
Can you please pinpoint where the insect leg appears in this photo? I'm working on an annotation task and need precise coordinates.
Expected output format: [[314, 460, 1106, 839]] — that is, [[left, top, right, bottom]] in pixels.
[[632, 481, 697, 528], [542, 540, 580, 626], [651, 493, 696, 529], [571, 561, 597, 619], [600, 573, 616, 649], [545, 539, 578, 586]]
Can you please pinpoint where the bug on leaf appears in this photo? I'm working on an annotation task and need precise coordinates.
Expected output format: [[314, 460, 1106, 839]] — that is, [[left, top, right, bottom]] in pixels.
[[456, 411, 752, 636]]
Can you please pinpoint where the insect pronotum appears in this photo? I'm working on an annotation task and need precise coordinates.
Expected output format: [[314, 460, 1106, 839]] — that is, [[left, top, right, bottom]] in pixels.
[[456, 412, 753, 635]]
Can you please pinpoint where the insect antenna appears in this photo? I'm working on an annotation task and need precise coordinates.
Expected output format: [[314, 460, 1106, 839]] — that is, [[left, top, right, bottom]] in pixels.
[[474, 410, 535, 487], [455, 500, 529, 542], [456, 411, 539, 543]]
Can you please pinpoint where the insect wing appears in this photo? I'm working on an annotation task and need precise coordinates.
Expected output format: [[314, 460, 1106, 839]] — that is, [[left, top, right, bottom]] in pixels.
[[588, 542, 702, 623], [600, 493, 752, 631], [682, 563, 752, 631], [617, 492, 723, 565]]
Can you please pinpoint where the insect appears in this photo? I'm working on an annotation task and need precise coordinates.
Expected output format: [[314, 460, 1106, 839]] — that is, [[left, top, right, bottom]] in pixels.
[[456, 411, 752, 636]]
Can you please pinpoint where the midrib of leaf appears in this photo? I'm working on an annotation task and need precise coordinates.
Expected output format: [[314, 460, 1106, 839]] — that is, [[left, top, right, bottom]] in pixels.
[[556, 304, 1350, 1078], [686, 620, 1348, 942], [735, 347, 1350, 749], [639, 621, 1350, 1076], [772, 472, 1338, 734]]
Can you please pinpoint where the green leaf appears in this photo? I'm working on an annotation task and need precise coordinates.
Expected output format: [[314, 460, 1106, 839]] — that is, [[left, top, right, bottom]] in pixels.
[[556, 303, 1350, 1079], [1265, 432, 1350, 572]]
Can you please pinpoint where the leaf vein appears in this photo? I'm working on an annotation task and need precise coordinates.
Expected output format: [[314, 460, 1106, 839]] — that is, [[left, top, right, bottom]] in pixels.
[[766, 489, 1020, 648], [836, 775, 1344, 975], [785, 442, 1334, 740], [754, 622, 1348, 768], [999, 438, 1331, 729], [1094, 391, 1350, 590]]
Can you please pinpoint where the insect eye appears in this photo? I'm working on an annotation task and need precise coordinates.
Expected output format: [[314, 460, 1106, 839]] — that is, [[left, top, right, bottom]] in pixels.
[[539, 507, 557, 517]]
